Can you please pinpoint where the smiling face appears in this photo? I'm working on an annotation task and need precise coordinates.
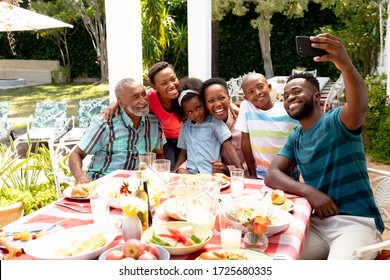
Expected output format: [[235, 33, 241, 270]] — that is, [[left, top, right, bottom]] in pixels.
[[152, 67, 180, 100], [182, 95, 206, 123], [204, 84, 230, 121], [241, 73, 273, 110], [117, 82, 149, 117], [282, 78, 319, 120]]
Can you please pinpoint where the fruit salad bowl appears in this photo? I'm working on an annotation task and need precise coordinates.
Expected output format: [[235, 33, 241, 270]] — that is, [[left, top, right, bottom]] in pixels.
[[142, 221, 212, 255]]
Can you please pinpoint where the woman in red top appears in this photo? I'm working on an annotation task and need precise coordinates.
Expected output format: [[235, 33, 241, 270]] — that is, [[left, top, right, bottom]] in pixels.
[[102, 62, 185, 170], [147, 62, 185, 169]]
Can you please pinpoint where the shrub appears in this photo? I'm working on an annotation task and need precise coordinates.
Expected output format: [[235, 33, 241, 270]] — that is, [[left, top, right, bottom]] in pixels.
[[0, 141, 57, 215], [364, 73, 390, 164]]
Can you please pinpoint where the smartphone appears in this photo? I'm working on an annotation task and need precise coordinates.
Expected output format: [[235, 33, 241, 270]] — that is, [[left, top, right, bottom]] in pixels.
[[295, 36, 328, 57]]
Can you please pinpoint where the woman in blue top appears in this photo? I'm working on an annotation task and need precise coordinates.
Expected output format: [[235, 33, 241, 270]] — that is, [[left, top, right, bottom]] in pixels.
[[171, 77, 243, 174]]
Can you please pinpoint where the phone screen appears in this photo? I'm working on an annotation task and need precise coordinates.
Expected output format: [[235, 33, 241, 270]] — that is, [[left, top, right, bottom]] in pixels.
[[295, 36, 328, 57]]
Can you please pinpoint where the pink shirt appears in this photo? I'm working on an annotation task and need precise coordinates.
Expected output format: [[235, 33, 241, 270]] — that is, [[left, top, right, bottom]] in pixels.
[[147, 88, 182, 139], [221, 108, 245, 167]]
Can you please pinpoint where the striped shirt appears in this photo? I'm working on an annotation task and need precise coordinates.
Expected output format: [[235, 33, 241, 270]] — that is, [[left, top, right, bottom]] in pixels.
[[78, 107, 165, 180], [279, 107, 384, 233], [235, 100, 298, 179]]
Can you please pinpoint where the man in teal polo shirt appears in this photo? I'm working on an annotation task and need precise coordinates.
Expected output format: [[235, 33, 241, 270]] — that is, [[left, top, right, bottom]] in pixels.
[[69, 78, 165, 184]]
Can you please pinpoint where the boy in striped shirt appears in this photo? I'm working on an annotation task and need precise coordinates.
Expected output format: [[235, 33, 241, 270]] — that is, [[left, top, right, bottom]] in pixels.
[[235, 72, 299, 179]]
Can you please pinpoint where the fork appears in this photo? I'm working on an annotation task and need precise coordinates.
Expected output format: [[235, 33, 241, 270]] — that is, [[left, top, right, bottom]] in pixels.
[[55, 202, 88, 213], [62, 201, 86, 208]]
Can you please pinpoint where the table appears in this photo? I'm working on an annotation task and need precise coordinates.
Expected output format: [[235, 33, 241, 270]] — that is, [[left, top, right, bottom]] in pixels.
[[1, 170, 312, 260]]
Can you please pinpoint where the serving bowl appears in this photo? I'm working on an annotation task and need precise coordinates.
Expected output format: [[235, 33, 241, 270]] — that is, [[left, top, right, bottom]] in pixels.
[[221, 198, 294, 237], [142, 221, 212, 255], [99, 245, 170, 260], [23, 224, 118, 260]]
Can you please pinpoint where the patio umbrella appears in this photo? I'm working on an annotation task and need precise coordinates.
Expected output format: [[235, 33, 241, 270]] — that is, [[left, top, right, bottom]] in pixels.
[[0, 1, 73, 32]]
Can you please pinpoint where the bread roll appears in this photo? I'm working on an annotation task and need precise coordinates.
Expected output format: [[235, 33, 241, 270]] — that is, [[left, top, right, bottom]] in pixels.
[[271, 189, 286, 205], [71, 186, 88, 198]]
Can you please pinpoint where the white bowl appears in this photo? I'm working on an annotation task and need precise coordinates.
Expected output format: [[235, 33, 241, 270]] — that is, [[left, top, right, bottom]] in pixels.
[[23, 224, 118, 260], [108, 196, 122, 209], [99, 245, 170, 260], [142, 221, 212, 255], [221, 199, 294, 237]]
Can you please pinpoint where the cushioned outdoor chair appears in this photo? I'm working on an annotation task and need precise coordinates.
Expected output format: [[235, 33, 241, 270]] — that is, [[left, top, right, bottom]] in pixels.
[[292, 68, 317, 77], [14, 101, 70, 151], [0, 101, 15, 142], [59, 98, 109, 143]]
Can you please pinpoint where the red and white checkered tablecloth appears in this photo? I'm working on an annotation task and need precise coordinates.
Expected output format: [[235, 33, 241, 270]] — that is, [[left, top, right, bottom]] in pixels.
[[2, 171, 312, 260]]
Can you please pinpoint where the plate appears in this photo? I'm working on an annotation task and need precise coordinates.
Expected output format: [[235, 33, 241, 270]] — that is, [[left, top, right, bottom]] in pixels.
[[142, 221, 212, 255], [0, 223, 64, 249], [99, 245, 170, 260], [179, 174, 230, 190], [211, 174, 230, 190], [23, 224, 118, 260], [161, 198, 186, 221], [272, 198, 294, 212], [63, 186, 89, 201], [197, 249, 272, 260], [221, 199, 294, 237]]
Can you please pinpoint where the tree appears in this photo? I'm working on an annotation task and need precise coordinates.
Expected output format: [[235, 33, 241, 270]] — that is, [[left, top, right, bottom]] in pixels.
[[319, 0, 382, 77], [142, 0, 187, 77], [66, 0, 108, 83], [212, 0, 323, 78], [31, 0, 77, 82]]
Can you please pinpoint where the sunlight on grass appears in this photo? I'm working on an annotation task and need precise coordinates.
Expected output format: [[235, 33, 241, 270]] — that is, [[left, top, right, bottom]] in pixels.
[[0, 83, 110, 126]]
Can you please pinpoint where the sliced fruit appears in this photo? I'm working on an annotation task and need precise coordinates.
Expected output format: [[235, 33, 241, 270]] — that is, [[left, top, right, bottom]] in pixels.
[[189, 233, 203, 244], [20, 231, 31, 241], [150, 235, 177, 247]]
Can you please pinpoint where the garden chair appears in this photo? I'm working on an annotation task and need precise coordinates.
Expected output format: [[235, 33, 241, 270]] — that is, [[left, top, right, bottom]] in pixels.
[[48, 138, 91, 198], [227, 76, 244, 104], [59, 98, 109, 143], [14, 101, 70, 151], [0, 101, 14, 142], [323, 74, 344, 112], [292, 68, 317, 77], [352, 168, 390, 260]]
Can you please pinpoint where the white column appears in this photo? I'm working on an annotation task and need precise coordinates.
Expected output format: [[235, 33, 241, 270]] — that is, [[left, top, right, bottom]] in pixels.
[[187, 0, 211, 81], [105, 0, 143, 101], [386, 2, 390, 97]]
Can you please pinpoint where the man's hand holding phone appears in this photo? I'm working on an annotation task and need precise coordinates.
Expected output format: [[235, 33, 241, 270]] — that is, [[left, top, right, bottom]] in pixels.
[[296, 36, 328, 57]]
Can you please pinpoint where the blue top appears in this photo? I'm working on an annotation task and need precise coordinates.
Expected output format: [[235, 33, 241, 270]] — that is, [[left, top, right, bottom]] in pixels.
[[279, 107, 384, 233], [78, 107, 165, 180], [177, 115, 232, 174]]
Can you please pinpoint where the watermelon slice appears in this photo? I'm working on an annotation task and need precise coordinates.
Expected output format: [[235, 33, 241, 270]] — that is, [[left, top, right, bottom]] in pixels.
[[151, 224, 205, 247], [150, 234, 178, 247]]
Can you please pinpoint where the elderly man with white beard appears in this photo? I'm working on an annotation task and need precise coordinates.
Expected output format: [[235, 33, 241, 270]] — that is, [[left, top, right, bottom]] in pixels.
[[70, 78, 166, 184]]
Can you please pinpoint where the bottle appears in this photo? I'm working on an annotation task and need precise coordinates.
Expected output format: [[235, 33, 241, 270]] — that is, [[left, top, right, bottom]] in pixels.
[[134, 171, 152, 231]]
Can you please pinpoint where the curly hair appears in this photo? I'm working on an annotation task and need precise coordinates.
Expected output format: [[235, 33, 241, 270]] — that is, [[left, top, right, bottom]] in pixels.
[[287, 72, 320, 92], [200, 77, 229, 98], [148, 61, 174, 84]]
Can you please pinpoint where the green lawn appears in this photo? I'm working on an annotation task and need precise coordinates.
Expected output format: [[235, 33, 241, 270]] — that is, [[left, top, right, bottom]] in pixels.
[[0, 83, 110, 129]]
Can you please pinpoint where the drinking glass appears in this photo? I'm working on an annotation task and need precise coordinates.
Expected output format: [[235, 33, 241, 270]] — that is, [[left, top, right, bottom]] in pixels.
[[89, 183, 110, 225], [219, 208, 242, 249], [138, 152, 156, 167], [230, 168, 245, 198]]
